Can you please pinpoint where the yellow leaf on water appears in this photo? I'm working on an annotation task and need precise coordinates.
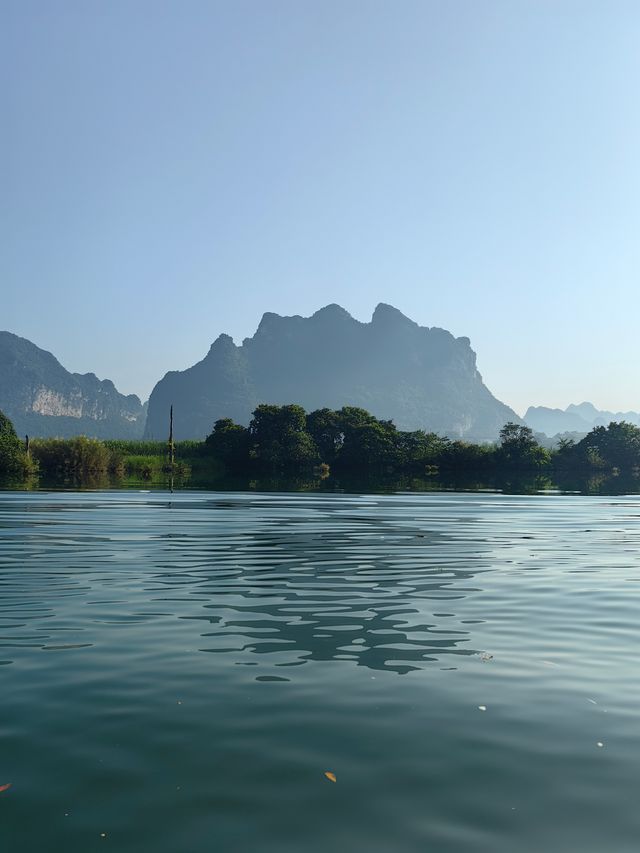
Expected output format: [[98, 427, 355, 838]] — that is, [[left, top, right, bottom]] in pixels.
[[324, 771, 337, 783]]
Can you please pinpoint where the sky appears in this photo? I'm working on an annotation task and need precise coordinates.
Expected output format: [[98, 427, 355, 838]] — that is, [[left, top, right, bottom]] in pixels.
[[3, 0, 639, 416]]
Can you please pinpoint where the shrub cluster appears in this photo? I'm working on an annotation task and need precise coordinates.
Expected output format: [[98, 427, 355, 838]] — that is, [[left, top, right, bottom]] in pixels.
[[0, 411, 37, 479], [30, 436, 124, 478]]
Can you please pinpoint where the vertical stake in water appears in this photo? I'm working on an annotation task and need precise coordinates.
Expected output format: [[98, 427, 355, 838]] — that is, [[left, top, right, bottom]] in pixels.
[[168, 405, 175, 494]]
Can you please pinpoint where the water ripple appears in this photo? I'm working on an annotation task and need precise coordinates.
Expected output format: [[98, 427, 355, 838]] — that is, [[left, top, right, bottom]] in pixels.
[[1, 491, 639, 852]]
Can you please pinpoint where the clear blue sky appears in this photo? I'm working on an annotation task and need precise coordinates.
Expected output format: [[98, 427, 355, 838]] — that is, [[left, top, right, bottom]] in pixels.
[[3, 0, 639, 415]]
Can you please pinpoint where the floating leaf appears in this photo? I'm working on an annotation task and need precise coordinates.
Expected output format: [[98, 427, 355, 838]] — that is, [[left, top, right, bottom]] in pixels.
[[324, 771, 337, 783], [0, 784, 11, 793]]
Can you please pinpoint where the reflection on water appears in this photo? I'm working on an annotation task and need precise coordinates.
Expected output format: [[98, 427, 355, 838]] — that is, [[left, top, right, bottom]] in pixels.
[[1, 491, 640, 853], [4, 467, 640, 495], [0, 493, 494, 674]]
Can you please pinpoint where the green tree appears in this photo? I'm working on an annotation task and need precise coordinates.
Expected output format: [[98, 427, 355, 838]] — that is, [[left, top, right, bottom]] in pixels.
[[205, 418, 250, 468], [337, 418, 400, 470], [395, 430, 449, 469], [577, 421, 640, 471], [306, 408, 343, 464], [249, 404, 319, 471], [497, 422, 550, 469], [336, 406, 379, 433], [439, 439, 495, 472], [0, 410, 35, 479]]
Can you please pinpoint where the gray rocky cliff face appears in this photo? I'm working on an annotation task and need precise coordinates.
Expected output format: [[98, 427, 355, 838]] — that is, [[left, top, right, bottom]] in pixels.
[[145, 304, 519, 440], [0, 331, 145, 438], [142, 334, 256, 440]]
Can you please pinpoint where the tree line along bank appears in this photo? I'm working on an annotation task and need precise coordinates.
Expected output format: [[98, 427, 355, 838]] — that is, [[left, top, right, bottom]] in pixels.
[[1, 403, 640, 487]]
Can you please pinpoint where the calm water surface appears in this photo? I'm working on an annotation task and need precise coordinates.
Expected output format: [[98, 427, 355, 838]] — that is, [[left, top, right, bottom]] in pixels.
[[1, 490, 639, 852]]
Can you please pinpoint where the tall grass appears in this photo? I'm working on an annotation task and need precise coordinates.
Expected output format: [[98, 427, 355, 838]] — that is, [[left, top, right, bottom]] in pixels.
[[104, 440, 205, 457], [30, 437, 199, 483]]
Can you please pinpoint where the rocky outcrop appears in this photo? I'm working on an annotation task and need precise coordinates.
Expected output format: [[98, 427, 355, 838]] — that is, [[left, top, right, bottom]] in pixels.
[[145, 303, 519, 440], [0, 331, 146, 438]]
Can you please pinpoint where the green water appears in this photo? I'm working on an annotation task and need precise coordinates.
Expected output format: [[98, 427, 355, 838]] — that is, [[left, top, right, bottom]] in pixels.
[[1, 490, 639, 852]]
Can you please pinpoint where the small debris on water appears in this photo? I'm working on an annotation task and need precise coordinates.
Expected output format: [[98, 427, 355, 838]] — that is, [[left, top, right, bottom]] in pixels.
[[100, 833, 107, 838], [324, 771, 337, 783], [597, 741, 604, 748], [478, 705, 487, 712], [587, 699, 598, 705], [0, 784, 11, 794], [479, 652, 493, 662]]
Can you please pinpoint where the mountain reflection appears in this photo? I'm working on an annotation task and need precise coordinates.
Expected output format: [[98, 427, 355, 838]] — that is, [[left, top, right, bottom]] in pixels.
[[148, 496, 491, 674], [0, 493, 499, 675]]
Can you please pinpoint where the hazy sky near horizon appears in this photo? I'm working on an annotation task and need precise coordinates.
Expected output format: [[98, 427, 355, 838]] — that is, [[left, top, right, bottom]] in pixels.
[[3, 1, 639, 415]]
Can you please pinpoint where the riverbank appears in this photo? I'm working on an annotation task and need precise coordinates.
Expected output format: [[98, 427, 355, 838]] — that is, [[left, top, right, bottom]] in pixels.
[[2, 406, 639, 495]]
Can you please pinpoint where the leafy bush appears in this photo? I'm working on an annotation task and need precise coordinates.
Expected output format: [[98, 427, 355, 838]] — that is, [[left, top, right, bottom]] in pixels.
[[31, 436, 122, 477], [0, 410, 37, 478]]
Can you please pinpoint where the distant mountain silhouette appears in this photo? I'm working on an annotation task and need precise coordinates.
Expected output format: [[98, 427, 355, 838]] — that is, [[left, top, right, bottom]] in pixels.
[[524, 401, 640, 437], [0, 331, 145, 438], [144, 303, 519, 440]]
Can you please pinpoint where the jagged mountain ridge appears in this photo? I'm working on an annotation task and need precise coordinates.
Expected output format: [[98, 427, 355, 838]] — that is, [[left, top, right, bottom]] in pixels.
[[0, 331, 146, 438], [144, 303, 519, 440], [524, 402, 640, 437]]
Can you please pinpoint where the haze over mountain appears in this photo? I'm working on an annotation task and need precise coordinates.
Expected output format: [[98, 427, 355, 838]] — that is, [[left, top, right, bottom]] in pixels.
[[0, 332, 146, 439], [524, 402, 640, 438], [145, 303, 519, 441], [7, 313, 634, 445]]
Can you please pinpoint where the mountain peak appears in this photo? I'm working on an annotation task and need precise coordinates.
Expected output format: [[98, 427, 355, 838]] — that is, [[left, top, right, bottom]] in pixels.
[[207, 333, 236, 353], [254, 311, 287, 337], [371, 303, 415, 328], [524, 401, 640, 437], [145, 302, 518, 440], [567, 401, 599, 417], [312, 304, 354, 322]]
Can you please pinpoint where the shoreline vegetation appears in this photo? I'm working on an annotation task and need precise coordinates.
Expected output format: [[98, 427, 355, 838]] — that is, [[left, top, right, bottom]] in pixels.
[[1, 404, 639, 495]]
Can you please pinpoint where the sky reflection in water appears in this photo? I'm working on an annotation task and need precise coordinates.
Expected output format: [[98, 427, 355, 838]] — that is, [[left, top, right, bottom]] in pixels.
[[1, 491, 639, 853]]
